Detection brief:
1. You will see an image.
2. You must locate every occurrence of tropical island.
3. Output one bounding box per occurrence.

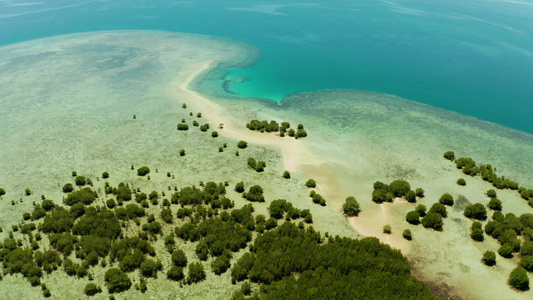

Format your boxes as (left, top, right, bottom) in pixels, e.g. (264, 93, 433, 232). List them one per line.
(0, 31, 533, 300)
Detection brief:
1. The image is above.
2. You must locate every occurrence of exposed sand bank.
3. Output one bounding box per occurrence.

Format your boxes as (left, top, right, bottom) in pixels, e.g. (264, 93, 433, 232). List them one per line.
(167, 60, 321, 173)
(168, 61, 410, 255)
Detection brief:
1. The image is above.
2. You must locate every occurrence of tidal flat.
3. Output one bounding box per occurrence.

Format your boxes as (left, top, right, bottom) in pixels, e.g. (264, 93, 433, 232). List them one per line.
(1, 31, 532, 299)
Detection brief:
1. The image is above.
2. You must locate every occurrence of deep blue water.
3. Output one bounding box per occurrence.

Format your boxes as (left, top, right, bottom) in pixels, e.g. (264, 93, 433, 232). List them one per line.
(1, 0, 532, 133)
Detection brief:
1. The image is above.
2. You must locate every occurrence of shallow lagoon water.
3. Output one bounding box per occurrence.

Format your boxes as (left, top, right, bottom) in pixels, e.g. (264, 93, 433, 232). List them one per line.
(0, 32, 363, 299)
(0, 30, 533, 299)
(1, 0, 533, 133)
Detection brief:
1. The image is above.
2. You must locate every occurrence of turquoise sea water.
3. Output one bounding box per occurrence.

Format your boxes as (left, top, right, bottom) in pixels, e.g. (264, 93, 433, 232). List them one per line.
(1, 0, 532, 133)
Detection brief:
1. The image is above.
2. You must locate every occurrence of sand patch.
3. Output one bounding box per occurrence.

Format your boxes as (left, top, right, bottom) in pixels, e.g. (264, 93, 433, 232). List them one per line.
(167, 60, 322, 173)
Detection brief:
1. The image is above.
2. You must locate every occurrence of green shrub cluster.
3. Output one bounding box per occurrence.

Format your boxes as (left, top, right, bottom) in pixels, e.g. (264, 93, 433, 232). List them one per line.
(482, 250, 496, 266)
(443, 151, 455, 161)
(421, 213, 443, 231)
(309, 191, 326, 206)
(84, 283, 102, 296)
(342, 196, 360, 216)
(0, 168, 442, 298)
(229, 222, 438, 299)
(187, 262, 206, 283)
(237, 141, 247, 149)
(403, 229, 412, 240)
(445, 153, 533, 199)
(509, 267, 529, 291)
(485, 212, 533, 259)
(463, 203, 487, 220)
(438, 193, 454, 206)
(137, 166, 150, 176)
(406, 211, 420, 225)
(305, 179, 316, 188)
(488, 198, 502, 211)
(62, 183, 74, 193)
(470, 221, 484, 242)
(246, 120, 307, 138)
(414, 203, 446, 231)
(372, 180, 422, 203)
(269, 199, 312, 223)
(64, 188, 98, 206)
(105, 268, 132, 293)
(246, 120, 283, 132)
(243, 185, 265, 203)
(170, 182, 227, 206)
(247, 158, 266, 172)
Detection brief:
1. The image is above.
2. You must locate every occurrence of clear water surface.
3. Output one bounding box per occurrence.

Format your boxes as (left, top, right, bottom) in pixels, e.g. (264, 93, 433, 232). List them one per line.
(1, 0, 532, 133)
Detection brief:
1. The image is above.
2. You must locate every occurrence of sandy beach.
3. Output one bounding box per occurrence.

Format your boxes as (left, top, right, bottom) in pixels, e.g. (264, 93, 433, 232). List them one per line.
(167, 60, 318, 173)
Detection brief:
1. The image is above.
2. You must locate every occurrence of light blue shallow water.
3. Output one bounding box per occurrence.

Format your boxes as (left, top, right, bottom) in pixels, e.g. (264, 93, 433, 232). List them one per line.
(1, 0, 532, 133)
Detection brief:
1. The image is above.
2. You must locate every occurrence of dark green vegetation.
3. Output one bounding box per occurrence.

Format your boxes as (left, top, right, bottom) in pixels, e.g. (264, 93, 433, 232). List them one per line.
(438, 193, 454, 206)
(309, 191, 327, 206)
(237, 141, 247, 149)
(229, 222, 438, 299)
(199, 124, 209, 132)
(470, 221, 484, 242)
(406, 211, 420, 225)
(405, 202, 447, 231)
(0, 168, 440, 299)
(84, 283, 102, 296)
(483, 210, 533, 287)
(509, 267, 529, 291)
(242, 185, 265, 202)
(342, 196, 360, 217)
(463, 203, 487, 220)
(444, 151, 533, 202)
(268, 199, 313, 224)
(371, 180, 423, 203)
(246, 120, 307, 138)
(305, 179, 316, 188)
(137, 166, 150, 177)
(0, 188, 5, 196)
(402, 229, 412, 240)
(421, 213, 443, 231)
(482, 250, 496, 266)
(247, 158, 266, 172)
(443, 151, 455, 161)
(177, 123, 189, 131)
(488, 198, 502, 211)
(62, 183, 74, 193)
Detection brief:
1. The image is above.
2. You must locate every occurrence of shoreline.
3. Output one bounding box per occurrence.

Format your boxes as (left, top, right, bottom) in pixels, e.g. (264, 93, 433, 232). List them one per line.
(166, 60, 409, 253)
(168, 60, 313, 173)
